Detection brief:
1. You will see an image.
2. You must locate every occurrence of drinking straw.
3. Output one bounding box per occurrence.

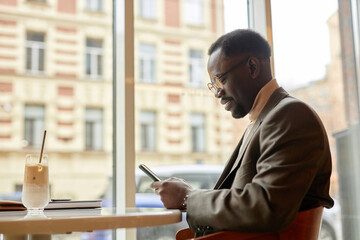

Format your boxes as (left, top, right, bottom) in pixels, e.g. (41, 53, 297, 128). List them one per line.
(39, 130, 47, 163)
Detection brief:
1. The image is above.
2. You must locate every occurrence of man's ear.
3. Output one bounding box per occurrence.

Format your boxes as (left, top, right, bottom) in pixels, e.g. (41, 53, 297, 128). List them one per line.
(248, 58, 260, 78)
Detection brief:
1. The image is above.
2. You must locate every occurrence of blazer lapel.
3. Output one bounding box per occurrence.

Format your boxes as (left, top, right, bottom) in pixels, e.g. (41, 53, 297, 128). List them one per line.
(229, 120, 262, 173)
(215, 87, 289, 189)
(214, 135, 244, 189)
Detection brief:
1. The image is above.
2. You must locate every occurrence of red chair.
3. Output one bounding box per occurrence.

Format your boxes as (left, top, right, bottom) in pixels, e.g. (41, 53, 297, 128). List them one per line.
(176, 207, 323, 240)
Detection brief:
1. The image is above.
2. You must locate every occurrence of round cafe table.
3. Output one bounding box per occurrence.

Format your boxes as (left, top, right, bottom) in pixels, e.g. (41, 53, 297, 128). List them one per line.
(0, 207, 182, 236)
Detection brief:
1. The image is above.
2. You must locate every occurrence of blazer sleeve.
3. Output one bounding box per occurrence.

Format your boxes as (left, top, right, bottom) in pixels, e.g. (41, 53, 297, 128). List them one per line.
(186, 99, 333, 233)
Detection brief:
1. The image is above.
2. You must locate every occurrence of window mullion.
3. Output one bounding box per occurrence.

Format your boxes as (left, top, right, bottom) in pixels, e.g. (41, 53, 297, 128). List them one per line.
(114, 0, 135, 239)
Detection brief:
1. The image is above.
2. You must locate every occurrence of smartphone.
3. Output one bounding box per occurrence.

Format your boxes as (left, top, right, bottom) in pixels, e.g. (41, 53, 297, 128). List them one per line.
(138, 164, 161, 182)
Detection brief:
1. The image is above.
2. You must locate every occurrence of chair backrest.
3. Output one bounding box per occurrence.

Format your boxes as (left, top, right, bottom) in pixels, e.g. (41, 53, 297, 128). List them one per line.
(176, 206, 324, 240)
(278, 206, 323, 240)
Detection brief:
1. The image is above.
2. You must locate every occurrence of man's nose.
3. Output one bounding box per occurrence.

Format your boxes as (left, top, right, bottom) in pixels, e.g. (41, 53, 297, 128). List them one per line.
(215, 88, 224, 98)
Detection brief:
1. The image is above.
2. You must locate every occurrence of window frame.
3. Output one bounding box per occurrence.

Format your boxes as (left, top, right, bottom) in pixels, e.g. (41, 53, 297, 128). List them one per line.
(113, 0, 135, 238)
(139, 0, 156, 19)
(140, 110, 157, 151)
(86, 38, 104, 79)
(85, 108, 104, 151)
(26, 32, 45, 75)
(86, 0, 103, 12)
(190, 113, 206, 152)
(188, 49, 204, 88)
(138, 43, 156, 84)
(24, 104, 45, 148)
(184, 0, 203, 26)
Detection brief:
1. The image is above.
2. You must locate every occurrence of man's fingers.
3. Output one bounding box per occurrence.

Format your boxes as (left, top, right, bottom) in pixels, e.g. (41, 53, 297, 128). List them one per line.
(150, 181, 162, 189)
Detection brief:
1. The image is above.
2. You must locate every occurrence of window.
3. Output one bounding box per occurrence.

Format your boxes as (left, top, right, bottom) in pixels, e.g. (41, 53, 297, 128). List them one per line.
(86, 38, 103, 79)
(190, 113, 205, 152)
(189, 50, 204, 88)
(28, 0, 46, 3)
(139, 43, 156, 83)
(184, 0, 203, 26)
(139, 0, 155, 19)
(0, 0, 114, 235)
(86, 0, 102, 11)
(24, 105, 45, 148)
(85, 108, 103, 150)
(140, 111, 156, 151)
(26, 32, 45, 74)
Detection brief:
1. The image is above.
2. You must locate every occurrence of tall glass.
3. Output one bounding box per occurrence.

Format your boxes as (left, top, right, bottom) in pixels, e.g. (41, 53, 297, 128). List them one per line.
(22, 154, 49, 213)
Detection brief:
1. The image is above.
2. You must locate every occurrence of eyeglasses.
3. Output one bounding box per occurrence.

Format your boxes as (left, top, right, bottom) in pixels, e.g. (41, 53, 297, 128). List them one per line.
(207, 57, 250, 94)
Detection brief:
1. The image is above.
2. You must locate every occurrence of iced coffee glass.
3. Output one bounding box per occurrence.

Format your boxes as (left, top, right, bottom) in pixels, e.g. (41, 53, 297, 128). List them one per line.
(22, 154, 49, 213)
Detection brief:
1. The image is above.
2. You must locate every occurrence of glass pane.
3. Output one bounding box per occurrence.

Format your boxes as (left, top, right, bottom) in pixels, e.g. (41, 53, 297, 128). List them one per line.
(27, 32, 44, 42)
(271, 0, 352, 239)
(86, 53, 91, 74)
(189, 50, 204, 87)
(224, 0, 248, 31)
(184, 0, 203, 26)
(86, 38, 102, 48)
(134, 1, 249, 239)
(26, 47, 32, 70)
(0, 0, 114, 238)
(97, 54, 103, 75)
(138, 43, 156, 83)
(140, 111, 156, 151)
(139, 0, 155, 19)
(26, 32, 45, 73)
(39, 48, 44, 71)
(86, 39, 103, 78)
(85, 108, 103, 150)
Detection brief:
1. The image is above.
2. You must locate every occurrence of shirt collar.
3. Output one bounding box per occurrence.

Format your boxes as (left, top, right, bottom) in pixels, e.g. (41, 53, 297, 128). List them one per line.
(248, 79, 279, 122)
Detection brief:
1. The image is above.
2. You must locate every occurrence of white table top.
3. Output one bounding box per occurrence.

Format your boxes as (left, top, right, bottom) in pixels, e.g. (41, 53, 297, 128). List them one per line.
(0, 207, 182, 235)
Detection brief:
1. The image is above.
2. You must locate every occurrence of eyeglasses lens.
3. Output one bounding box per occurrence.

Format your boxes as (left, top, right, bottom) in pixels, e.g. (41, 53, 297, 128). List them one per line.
(214, 77, 223, 89)
(208, 77, 223, 94)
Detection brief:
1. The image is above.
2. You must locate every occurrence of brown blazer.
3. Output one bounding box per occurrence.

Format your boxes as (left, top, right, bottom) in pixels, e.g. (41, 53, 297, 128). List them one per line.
(186, 88, 334, 236)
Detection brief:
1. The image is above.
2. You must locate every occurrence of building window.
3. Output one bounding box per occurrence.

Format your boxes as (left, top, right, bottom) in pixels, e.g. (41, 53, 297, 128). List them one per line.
(28, 0, 46, 3)
(190, 113, 205, 152)
(140, 111, 156, 151)
(139, 43, 156, 84)
(85, 108, 103, 150)
(86, 38, 103, 79)
(24, 105, 45, 148)
(139, 0, 155, 19)
(184, 0, 203, 26)
(26, 32, 45, 74)
(189, 50, 204, 88)
(86, 0, 102, 11)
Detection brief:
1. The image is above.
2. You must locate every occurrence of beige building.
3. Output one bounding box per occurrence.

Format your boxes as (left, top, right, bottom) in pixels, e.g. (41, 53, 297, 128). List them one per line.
(290, 11, 346, 197)
(0, 0, 248, 200)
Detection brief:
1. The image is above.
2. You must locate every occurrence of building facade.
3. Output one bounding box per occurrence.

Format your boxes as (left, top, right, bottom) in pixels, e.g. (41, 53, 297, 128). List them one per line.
(0, 0, 248, 200)
(290, 11, 345, 197)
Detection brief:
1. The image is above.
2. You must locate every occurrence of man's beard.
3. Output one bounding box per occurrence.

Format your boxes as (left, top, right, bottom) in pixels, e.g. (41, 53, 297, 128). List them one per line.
(231, 102, 247, 119)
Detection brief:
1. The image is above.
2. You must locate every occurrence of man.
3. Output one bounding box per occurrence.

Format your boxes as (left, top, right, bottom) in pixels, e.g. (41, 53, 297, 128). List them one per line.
(151, 29, 334, 236)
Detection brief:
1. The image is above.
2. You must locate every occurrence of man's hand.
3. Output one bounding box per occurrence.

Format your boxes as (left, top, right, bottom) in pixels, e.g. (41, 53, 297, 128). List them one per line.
(150, 177, 193, 209)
